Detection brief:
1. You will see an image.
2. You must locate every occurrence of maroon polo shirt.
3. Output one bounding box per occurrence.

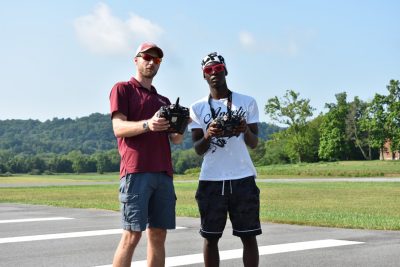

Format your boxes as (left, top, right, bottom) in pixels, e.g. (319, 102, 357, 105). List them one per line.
(109, 77, 173, 178)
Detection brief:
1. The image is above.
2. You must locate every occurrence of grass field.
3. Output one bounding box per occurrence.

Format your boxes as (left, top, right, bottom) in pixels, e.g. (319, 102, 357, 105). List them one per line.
(1, 179, 399, 230)
(0, 173, 199, 184)
(256, 160, 400, 177)
(1, 160, 399, 185)
(1, 160, 399, 230)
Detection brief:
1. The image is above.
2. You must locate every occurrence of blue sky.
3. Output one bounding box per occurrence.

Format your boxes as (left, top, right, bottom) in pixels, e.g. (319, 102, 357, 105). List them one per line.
(1, 0, 399, 123)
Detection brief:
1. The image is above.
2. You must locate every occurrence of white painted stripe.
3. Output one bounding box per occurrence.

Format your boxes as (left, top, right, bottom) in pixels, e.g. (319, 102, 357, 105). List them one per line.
(0, 217, 74, 224)
(258, 239, 363, 254)
(0, 229, 122, 244)
(94, 239, 364, 267)
(0, 227, 186, 244)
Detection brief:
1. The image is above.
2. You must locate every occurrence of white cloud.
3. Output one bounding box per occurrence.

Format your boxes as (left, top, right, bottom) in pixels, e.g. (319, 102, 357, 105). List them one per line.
(286, 40, 299, 56)
(238, 29, 316, 57)
(239, 31, 256, 48)
(126, 15, 164, 40)
(74, 3, 164, 55)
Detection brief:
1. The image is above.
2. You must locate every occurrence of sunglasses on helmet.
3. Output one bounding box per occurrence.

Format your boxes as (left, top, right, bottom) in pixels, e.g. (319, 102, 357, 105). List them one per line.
(203, 64, 225, 75)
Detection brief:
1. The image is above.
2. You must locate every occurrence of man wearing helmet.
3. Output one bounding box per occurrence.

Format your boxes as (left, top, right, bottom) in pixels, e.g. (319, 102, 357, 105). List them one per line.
(189, 52, 261, 267)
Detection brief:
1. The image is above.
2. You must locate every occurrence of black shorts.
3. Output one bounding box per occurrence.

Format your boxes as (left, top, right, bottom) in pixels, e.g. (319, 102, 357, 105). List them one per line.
(195, 176, 262, 239)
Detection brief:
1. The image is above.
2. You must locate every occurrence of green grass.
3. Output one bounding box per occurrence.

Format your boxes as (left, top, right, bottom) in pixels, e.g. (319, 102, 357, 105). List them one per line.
(1, 181, 399, 230)
(1, 160, 399, 186)
(256, 160, 400, 178)
(0, 173, 118, 184)
(0, 185, 119, 211)
(258, 182, 400, 230)
(0, 173, 199, 185)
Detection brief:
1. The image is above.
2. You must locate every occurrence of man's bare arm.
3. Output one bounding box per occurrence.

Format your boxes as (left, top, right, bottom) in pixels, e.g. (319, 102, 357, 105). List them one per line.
(111, 112, 170, 138)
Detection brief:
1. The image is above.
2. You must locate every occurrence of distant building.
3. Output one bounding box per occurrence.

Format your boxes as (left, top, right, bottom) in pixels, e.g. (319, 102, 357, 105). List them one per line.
(380, 140, 400, 160)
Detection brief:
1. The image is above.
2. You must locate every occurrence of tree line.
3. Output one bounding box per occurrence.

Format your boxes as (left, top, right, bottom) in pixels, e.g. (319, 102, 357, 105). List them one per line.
(264, 79, 400, 163)
(0, 113, 281, 175)
(1, 79, 397, 175)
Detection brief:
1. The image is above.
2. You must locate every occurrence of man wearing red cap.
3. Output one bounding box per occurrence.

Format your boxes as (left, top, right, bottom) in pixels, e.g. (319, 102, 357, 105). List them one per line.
(109, 42, 183, 267)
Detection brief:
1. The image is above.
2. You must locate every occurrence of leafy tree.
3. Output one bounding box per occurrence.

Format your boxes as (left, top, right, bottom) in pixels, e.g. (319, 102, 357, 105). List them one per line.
(94, 153, 108, 174)
(301, 115, 323, 162)
(249, 139, 267, 166)
(259, 134, 290, 165)
(265, 90, 315, 162)
(318, 92, 350, 161)
(27, 156, 47, 174)
(67, 150, 96, 173)
(104, 149, 120, 172)
(93, 152, 117, 174)
(0, 162, 7, 173)
(345, 97, 372, 160)
(385, 80, 400, 155)
(0, 150, 13, 173)
(359, 94, 388, 159)
(48, 156, 73, 173)
(359, 80, 400, 160)
(7, 155, 29, 173)
(258, 122, 284, 140)
(172, 149, 202, 174)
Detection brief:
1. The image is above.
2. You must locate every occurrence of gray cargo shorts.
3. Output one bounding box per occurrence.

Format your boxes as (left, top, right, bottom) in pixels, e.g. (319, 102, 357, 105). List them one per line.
(119, 172, 176, 231)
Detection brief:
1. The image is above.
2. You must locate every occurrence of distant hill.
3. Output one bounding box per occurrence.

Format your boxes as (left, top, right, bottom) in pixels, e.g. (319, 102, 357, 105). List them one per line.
(0, 113, 115, 155)
(0, 113, 283, 156)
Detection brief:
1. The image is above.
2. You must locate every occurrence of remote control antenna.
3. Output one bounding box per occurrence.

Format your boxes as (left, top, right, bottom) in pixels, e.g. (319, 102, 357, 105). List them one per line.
(175, 97, 180, 106)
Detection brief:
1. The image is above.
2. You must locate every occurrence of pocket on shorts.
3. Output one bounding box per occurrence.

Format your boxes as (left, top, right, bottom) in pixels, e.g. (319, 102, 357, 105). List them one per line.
(119, 192, 139, 203)
(119, 175, 137, 202)
(122, 194, 140, 223)
(119, 176, 140, 222)
(249, 178, 260, 195)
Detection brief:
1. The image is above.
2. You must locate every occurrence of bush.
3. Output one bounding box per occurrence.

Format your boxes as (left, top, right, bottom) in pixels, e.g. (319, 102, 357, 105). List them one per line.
(29, 169, 42, 175)
(184, 167, 201, 175)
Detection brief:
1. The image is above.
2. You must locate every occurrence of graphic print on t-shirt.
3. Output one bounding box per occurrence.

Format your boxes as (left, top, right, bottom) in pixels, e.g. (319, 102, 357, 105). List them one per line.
(204, 106, 247, 153)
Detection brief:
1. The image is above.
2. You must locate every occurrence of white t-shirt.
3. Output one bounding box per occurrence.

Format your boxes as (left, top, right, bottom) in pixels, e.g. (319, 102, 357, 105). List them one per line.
(189, 91, 259, 181)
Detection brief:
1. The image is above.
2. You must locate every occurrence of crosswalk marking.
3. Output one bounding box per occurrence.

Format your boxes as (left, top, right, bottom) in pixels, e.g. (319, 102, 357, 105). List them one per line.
(0, 217, 74, 224)
(94, 239, 364, 267)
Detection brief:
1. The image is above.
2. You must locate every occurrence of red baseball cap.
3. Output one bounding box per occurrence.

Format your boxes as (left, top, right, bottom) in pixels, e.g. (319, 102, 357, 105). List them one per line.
(135, 42, 164, 58)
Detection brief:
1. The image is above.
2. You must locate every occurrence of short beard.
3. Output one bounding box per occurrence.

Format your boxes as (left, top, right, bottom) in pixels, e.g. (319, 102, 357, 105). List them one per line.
(144, 70, 157, 79)
(139, 67, 158, 79)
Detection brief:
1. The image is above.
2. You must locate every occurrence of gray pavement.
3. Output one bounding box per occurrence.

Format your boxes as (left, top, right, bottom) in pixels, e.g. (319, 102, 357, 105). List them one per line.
(0, 203, 399, 267)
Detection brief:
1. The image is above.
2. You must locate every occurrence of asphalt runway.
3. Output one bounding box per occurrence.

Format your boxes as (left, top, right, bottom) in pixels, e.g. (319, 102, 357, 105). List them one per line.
(0, 203, 399, 267)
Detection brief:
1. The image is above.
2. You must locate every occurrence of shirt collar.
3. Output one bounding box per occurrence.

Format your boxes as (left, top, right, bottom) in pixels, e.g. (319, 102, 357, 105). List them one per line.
(129, 77, 157, 94)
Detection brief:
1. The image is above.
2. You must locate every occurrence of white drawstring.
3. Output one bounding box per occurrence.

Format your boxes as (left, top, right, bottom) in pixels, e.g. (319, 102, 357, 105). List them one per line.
(221, 180, 233, 195)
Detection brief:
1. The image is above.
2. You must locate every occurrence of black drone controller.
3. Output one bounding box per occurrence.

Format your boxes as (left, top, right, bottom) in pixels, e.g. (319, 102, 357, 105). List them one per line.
(213, 114, 243, 137)
(158, 97, 190, 134)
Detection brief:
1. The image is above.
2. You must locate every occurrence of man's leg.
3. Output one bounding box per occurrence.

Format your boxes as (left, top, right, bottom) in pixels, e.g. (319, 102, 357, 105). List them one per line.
(112, 230, 142, 267)
(203, 237, 220, 267)
(147, 227, 167, 267)
(240, 236, 259, 267)
(230, 177, 261, 267)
